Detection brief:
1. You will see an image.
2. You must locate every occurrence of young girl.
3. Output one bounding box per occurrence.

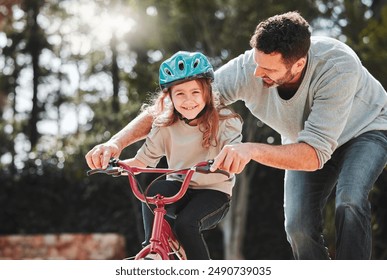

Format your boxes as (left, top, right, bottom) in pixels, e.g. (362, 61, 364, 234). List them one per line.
(122, 51, 242, 259)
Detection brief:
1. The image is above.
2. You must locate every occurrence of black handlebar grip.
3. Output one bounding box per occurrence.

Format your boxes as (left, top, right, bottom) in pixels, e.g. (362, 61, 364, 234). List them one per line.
(195, 166, 230, 178)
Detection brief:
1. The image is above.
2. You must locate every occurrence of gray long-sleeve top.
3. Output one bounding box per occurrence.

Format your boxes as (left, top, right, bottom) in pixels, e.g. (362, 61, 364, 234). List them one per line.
(214, 36, 387, 168)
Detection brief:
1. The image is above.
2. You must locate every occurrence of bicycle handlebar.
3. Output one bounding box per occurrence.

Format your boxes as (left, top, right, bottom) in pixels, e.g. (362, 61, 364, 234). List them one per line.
(86, 159, 230, 205)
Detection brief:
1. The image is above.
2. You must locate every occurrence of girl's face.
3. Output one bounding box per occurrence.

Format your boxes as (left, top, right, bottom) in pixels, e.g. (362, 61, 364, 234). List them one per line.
(170, 80, 206, 124)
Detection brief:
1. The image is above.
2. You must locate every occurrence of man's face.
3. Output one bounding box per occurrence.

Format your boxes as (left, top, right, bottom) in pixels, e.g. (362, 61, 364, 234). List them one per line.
(253, 50, 298, 88)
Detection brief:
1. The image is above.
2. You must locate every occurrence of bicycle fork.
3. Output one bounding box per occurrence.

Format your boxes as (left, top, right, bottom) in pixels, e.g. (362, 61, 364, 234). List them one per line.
(135, 196, 186, 260)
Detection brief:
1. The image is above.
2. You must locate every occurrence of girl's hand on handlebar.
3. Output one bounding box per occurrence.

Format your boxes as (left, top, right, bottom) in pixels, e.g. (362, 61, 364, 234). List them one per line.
(85, 142, 122, 169)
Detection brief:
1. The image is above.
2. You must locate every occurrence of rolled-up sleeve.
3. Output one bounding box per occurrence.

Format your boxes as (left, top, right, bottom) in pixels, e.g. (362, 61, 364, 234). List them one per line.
(298, 70, 358, 168)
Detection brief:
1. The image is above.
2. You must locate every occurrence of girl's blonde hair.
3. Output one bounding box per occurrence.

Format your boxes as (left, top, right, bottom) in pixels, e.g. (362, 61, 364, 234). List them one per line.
(142, 78, 241, 148)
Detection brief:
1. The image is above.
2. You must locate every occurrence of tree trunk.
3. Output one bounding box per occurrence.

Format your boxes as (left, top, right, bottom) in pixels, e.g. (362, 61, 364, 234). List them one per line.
(221, 112, 260, 259)
(26, 1, 43, 148)
(111, 36, 120, 112)
(221, 169, 254, 259)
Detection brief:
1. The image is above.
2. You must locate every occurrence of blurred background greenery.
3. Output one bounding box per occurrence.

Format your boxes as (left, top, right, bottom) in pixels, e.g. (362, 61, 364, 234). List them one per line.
(0, 0, 386, 259)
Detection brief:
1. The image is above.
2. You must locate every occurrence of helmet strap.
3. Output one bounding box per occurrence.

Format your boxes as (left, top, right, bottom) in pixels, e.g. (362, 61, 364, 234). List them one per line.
(176, 106, 207, 124)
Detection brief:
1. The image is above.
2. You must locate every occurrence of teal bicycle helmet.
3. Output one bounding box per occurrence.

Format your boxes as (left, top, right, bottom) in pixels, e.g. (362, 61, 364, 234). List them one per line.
(159, 51, 214, 91)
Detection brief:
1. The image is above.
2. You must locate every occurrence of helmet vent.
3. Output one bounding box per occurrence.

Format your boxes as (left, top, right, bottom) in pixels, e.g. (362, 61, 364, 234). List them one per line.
(164, 68, 172, 76)
(193, 58, 200, 68)
(178, 60, 185, 70)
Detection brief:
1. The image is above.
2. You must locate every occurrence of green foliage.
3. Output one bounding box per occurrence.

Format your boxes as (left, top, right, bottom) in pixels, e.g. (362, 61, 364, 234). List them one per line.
(0, 154, 144, 256)
(357, 6, 387, 87)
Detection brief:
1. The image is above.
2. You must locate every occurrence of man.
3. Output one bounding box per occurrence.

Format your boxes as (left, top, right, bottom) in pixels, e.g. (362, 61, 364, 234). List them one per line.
(86, 11, 387, 259)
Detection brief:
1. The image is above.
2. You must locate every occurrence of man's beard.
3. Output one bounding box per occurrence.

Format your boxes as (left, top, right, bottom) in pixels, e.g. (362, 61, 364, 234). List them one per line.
(262, 69, 295, 88)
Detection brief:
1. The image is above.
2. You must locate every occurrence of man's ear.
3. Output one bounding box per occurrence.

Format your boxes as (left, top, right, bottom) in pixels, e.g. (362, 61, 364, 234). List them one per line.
(293, 57, 307, 74)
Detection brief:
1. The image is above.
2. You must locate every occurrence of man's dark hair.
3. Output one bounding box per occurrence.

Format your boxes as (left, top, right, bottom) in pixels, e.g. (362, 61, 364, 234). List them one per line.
(250, 11, 311, 65)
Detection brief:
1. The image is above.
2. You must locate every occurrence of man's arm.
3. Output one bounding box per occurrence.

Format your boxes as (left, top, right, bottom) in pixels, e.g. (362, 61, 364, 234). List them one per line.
(109, 111, 153, 151)
(85, 111, 153, 169)
(210, 142, 319, 173)
(120, 157, 147, 168)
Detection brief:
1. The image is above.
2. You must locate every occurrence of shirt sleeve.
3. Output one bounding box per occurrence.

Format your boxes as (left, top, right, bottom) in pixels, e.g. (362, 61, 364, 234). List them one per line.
(134, 126, 165, 167)
(298, 63, 360, 168)
(214, 49, 259, 106)
(218, 110, 243, 147)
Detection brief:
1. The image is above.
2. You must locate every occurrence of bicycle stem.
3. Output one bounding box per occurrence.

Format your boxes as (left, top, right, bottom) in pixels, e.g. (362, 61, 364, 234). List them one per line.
(125, 164, 197, 205)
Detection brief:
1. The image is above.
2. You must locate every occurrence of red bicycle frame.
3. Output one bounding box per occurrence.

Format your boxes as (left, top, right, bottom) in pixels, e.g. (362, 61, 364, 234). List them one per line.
(88, 159, 220, 260)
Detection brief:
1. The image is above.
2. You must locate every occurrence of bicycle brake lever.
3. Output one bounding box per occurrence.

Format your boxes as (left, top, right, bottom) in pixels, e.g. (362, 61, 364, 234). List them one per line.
(86, 166, 122, 176)
(195, 160, 231, 178)
(86, 158, 123, 176)
(212, 168, 231, 177)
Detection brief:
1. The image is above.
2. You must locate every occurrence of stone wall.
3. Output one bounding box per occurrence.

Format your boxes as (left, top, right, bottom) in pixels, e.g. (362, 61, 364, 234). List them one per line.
(0, 233, 126, 260)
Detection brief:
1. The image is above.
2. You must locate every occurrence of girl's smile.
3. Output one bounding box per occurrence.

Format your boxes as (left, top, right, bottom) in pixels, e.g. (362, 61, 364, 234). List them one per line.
(170, 80, 206, 124)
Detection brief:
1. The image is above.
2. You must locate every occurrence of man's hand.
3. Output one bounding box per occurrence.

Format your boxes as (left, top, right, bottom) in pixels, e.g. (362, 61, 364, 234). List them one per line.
(210, 143, 252, 174)
(85, 141, 122, 169)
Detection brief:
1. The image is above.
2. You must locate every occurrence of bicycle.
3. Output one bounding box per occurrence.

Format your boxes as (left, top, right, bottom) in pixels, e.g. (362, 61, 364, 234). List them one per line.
(87, 158, 229, 260)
